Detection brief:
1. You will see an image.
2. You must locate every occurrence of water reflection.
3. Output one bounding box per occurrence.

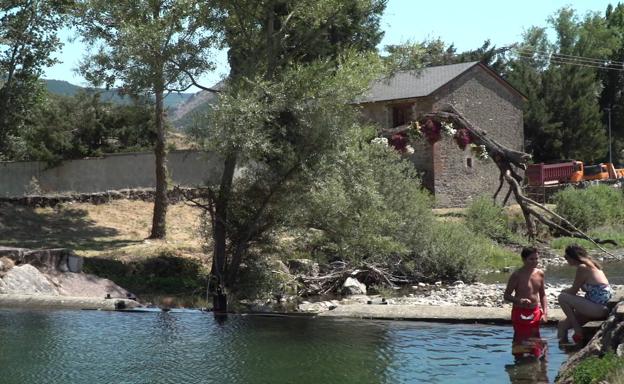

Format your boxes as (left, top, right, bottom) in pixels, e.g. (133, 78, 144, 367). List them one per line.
(505, 355, 549, 383)
(0, 309, 570, 384)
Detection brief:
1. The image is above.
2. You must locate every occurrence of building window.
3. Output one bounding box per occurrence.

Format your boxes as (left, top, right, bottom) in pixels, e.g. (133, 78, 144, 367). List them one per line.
(466, 157, 473, 168)
(392, 103, 413, 127)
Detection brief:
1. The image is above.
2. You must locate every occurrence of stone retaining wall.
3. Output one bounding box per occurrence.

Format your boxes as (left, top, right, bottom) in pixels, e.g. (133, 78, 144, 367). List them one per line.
(0, 150, 222, 197)
(0, 246, 82, 273)
(0, 187, 208, 208)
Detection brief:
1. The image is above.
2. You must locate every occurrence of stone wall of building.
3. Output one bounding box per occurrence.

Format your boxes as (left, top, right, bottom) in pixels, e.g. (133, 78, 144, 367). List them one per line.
(431, 66, 524, 207)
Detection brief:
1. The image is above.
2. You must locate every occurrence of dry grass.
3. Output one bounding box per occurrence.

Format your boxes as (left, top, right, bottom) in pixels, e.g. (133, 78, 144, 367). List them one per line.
(0, 200, 209, 263)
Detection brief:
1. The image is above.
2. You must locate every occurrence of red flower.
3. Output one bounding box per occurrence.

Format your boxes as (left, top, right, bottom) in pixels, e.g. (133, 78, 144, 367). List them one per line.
(390, 133, 408, 152)
(454, 128, 471, 150)
(421, 119, 441, 144)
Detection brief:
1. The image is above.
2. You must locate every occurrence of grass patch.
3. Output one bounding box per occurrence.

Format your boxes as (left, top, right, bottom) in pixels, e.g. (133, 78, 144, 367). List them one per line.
(570, 353, 624, 384)
(0, 200, 207, 261)
(550, 225, 624, 251)
(480, 243, 522, 270)
(0, 199, 211, 298)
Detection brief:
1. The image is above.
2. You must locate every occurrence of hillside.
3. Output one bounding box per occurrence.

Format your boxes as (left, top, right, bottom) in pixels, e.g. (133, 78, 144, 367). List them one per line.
(169, 80, 224, 129)
(43, 79, 195, 111)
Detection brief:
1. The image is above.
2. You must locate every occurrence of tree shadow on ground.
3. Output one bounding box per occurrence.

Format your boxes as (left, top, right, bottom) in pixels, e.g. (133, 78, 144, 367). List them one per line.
(0, 204, 141, 251)
(83, 254, 207, 296)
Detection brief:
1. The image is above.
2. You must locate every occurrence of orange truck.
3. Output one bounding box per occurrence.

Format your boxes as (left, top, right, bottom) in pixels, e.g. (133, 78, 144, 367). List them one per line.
(526, 161, 624, 186)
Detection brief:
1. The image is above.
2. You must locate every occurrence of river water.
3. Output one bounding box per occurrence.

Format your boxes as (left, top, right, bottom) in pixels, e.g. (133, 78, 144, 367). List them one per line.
(482, 260, 624, 285)
(0, 308, 570, 384)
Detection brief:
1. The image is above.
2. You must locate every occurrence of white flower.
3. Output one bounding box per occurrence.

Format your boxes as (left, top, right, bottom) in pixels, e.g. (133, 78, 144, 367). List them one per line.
(405, 145, 415, 155)
(442, 122, 456, 137)
(371, 137, 388, 146)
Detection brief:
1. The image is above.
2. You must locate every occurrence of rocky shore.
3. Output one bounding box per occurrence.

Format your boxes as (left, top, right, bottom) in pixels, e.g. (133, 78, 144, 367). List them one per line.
(297, 281, 618, 314)
(0, 246, 139, 310)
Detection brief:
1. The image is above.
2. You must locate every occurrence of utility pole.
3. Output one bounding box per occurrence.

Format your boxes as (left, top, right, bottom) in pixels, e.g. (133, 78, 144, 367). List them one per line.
(606, 107, 613, 163)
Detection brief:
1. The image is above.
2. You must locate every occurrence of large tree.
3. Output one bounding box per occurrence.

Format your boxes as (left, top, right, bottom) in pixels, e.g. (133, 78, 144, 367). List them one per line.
(599, 3, 624, 165)
(0, 0, 68, 159)
(193, 0, 386, 297)
(508, 7, 617, 162)
(383, 38, 509, 73)
(74, 0, 219, 238)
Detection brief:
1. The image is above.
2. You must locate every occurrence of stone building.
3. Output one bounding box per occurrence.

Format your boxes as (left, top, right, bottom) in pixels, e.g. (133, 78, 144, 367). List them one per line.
(357, 61, 525, 207)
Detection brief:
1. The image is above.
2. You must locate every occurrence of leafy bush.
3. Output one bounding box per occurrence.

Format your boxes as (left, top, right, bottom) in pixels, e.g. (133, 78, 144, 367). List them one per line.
(83, 252, 208, 295)
(295, 136, 434, 264)
(554, 185, 624, 231)
(571, 353, 624, 384)
(412, 221, 490, 282)
(466, 197, 513, 242)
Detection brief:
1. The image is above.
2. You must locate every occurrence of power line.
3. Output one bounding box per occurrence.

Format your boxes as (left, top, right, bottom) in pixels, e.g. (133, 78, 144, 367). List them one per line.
(514, 47, 624, 67)
(514, 48, 624, 71)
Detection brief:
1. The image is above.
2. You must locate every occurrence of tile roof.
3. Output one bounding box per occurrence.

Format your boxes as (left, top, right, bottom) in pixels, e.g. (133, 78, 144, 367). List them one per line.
(357, 61, 480, 103)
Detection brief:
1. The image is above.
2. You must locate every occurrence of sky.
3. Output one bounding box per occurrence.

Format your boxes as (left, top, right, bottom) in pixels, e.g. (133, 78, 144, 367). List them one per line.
(43, 0, 616, 91)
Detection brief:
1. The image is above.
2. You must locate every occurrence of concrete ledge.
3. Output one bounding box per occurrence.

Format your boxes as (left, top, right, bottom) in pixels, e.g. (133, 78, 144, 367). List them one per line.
(319, 304, 565, 324)
(0, 294, 141, 311)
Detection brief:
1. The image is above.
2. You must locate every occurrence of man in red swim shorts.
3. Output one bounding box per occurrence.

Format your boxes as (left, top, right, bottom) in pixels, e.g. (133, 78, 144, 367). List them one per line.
(504, 247, 549, 358)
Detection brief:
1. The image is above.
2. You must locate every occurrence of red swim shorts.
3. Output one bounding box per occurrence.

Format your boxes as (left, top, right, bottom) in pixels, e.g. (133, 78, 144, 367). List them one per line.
(511, 305, 542, 340)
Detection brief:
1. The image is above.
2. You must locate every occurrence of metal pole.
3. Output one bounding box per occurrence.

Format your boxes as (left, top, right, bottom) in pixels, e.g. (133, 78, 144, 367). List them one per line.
(606, 107, 613, 164)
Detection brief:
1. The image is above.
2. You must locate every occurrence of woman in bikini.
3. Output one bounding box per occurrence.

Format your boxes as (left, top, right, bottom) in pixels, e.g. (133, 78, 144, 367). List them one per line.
(557, 244, 613, 344)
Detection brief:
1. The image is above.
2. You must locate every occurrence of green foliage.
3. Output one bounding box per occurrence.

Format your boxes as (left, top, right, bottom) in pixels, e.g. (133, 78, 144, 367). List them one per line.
(383, 38, 507, 73)
(507, 8, 616, 162)
(83, 253, 209, 295)
(571, 353, 624, 384)
(601, 3, 624, 166)
(466, 197, 514, 242)
(194, 51, 386, 287)
(553, 185, 624, 231)
(295, 136, 434, 264)
(234, 256, 295, 300)
(413, 222, 490, 283)
(550, 225, 624, 250)
(215, 0, 386, 80)
(13, 91, 155, 164)
(75, 0, 221, 238)
(0, 0, 69, 159)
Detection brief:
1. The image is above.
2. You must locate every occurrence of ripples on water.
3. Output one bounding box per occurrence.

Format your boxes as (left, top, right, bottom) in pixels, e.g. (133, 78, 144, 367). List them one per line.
(0, 309, 569, 384)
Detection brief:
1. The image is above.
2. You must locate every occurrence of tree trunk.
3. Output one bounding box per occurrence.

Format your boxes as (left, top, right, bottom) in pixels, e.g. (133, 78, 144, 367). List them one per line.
(213, 152, 237, 290)
(149, 87, 168, 239)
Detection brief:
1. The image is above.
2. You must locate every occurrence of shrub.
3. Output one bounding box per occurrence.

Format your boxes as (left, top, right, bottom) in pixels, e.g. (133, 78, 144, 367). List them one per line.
(411, 222, 489, 283)
(571, 353, 624, 384)
(466, 197, 513, 242)
(296, 138, 434, 264)
(554, 185, 624, 231)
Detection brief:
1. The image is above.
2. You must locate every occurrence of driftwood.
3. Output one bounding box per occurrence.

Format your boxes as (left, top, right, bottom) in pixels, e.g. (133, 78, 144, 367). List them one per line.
(298, 262, 408, 296)
(384, 104, 617, 254)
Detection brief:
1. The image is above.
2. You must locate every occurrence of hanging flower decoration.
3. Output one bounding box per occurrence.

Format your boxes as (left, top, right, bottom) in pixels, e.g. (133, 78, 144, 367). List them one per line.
(441, 122, 456, 137)
(379, 116, 490, 161)
(420, 119, 441, 144)
(453, 128, 470, 150)
(389, 132, 408, 152)
(408, 121, 424, 141)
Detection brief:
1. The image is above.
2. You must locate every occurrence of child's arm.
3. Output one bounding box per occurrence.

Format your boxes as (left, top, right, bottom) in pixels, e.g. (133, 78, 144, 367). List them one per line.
(504, 272, 519, 305)
(539, 271, 548, 322)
